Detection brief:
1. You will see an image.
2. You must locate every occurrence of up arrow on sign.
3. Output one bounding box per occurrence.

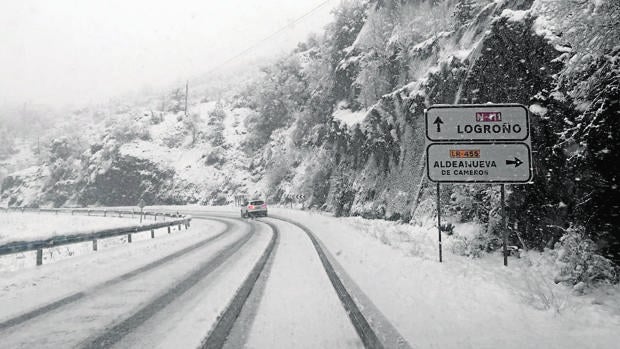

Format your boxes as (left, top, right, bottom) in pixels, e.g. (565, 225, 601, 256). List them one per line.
(426, 104, 529, 142)
(433, 116, 444, 132)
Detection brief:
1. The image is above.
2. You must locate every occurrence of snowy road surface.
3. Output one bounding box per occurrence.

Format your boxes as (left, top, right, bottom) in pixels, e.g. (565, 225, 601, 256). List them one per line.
(0, 217, 267, 348)
(2, 205, 618, 348)
(237, 217, 361, 348)
(0, 209, 382, 348)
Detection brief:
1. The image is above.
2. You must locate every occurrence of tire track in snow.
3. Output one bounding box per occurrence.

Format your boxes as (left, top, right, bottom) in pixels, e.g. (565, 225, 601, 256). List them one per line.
(271, 214, 411, 349)
(79, 218, 256, 348)
(199, 218, 279, 349)
(0, 217, 232, 332)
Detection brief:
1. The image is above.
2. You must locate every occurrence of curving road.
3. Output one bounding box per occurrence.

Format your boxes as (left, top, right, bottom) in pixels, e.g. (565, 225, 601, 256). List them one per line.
(0, 208, 407, 349)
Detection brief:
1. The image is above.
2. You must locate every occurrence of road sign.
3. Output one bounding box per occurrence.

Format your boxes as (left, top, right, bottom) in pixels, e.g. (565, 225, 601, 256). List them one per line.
(426, 104, 529, 142)
(425, 104, 533, 266)
(426, 142, 532, 183)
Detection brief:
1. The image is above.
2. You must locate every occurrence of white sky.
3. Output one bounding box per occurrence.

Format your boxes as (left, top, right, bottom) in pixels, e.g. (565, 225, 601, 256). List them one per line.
(0, 0, 339, 107)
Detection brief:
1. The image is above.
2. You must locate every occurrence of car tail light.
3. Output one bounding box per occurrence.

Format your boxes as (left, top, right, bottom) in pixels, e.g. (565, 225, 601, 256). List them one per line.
(248, 205, 254, 209)
(261, 204, 267, 208)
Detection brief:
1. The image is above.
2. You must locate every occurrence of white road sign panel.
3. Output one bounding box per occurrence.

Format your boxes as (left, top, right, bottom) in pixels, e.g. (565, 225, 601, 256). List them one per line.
(426, 142, 532, 183)
(426, 104, 529, 142)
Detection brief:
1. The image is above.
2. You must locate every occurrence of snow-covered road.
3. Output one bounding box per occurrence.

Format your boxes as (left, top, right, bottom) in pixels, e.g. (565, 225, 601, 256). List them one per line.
(0, 217, 268, 348)
(0, 210, 377, 348)
(3, 205, 617, 348)
(236, 217, 362, 349)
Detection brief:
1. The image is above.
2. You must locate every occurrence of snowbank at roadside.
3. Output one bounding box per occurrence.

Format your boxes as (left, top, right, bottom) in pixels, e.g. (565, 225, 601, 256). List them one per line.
(0, 212, 143, 245)
(267, 207, 620, 349)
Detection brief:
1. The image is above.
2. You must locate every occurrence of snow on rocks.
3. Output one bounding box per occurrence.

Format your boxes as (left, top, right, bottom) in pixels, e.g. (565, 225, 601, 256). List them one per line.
(332, 101, 368, 127)
(499, 9, 531, 23)
(529, 103, 548, 116)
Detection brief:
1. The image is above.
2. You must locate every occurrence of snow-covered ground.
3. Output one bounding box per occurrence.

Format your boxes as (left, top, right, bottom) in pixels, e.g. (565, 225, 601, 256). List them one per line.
(0, 218, 273, 348)
(165, 205, 620, 349)
(272, 208, 620, 349)
(2, 205, 618, 348)
(243, 217, 362, 348)
(0, 212, 143, 245)
(0, 219, 224, 323)
(119, 219, 271, 349)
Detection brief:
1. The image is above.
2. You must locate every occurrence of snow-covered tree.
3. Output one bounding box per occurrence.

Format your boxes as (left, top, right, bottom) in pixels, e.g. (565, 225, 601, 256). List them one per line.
(206, 101, 226, 147)
(167, 88, 185, 114)
(452, 0, 476, 28)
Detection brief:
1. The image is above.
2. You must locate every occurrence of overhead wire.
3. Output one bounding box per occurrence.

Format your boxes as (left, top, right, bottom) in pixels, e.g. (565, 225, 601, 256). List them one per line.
(201, 0, 334, 77)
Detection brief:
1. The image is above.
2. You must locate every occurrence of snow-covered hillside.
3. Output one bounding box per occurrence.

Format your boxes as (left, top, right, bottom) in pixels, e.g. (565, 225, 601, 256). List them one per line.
(1, 0, 618, 290)
(0, 99, 268, 207)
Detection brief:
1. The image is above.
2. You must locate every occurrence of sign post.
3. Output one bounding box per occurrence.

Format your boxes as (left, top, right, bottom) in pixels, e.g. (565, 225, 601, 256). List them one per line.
(501, 184, 507, 266)
(138, 199, 146, 224)
(425, 104, 533, 265)
(437, 183, 442, 263)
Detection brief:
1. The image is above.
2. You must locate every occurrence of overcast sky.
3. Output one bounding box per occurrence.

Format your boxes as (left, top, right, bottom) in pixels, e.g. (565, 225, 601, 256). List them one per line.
(0, 0, 339, 108)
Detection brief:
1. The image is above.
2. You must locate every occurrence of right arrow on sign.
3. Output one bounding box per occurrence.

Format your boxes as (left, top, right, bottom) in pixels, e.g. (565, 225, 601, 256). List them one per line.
(433, 116, 444, 132)
(506, 157, 523, 168)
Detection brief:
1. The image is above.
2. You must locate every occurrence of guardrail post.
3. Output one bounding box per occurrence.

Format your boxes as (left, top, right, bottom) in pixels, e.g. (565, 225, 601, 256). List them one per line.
(118, 211, 122, 218)
(104, 210, 107, 217)
(128, 233, 132, 243)
(71, 210, 74, 216)
(178, 223, 181, 231)
(154, 214, 157, 221)
(167, 226, 171, 234)
(36, 249, 43, 266)
(88, 210, 91, 216)
(93, 239, 98, 251)
(151, 229, 155, 239)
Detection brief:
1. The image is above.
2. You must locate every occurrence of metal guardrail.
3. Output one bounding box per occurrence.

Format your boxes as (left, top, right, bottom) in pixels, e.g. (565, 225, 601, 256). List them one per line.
(0, 207, 192, 266)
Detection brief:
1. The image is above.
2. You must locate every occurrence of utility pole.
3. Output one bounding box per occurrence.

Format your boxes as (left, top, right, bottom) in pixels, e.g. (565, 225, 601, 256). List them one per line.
(184, 80, 189, 117)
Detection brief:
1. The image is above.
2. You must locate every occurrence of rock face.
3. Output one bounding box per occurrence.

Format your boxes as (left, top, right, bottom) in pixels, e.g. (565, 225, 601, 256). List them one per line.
(0, 154, 180, 207)
(254, 0, 619, 261)
(1, 167, 48, 207)
(319, 1, 562, 222)
(76, 155, 179, 207)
